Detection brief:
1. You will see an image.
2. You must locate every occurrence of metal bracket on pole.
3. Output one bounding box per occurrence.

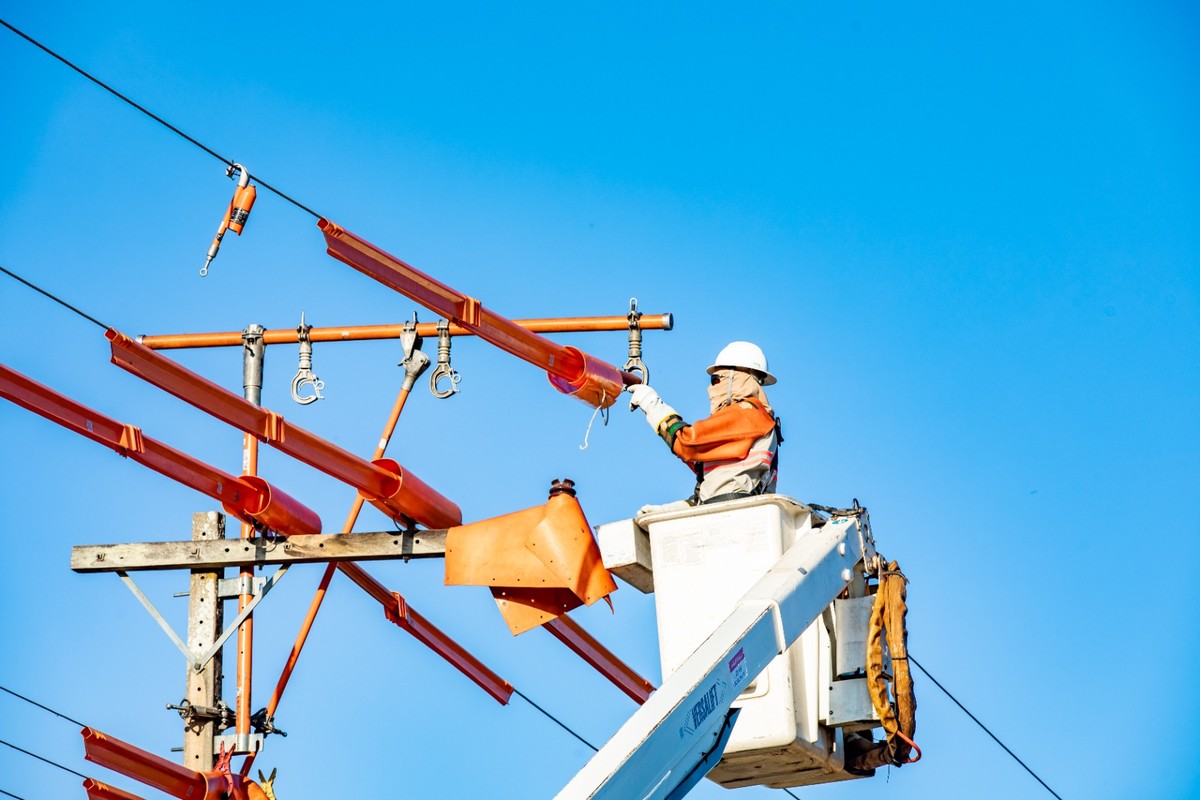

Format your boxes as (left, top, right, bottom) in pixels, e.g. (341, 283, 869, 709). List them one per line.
(117, 566, 290, 672)
(215, 730, 264, 758)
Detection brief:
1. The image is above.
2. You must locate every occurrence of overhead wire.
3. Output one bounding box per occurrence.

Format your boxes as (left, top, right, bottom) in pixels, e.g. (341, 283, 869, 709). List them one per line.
(0, 738, 89, 780)
(910, 654, 1063, 800)
(0, 17, 322, 221)
(512, 688, 599, 752)
(0, 684, 88, 728)
(0, 265, 109, 331)
(0, 684, 92, 794)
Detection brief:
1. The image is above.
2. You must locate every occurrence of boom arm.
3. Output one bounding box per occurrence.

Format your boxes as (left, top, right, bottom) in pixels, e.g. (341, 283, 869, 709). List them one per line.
(555, 516, 866, 800)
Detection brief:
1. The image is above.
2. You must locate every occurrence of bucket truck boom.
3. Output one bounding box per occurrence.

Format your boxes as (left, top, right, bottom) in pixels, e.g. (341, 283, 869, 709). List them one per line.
(558, 507, 874, 799)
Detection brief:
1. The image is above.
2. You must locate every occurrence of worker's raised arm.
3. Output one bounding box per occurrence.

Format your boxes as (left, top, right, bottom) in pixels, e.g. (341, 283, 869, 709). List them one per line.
(628, 383, 686, 449)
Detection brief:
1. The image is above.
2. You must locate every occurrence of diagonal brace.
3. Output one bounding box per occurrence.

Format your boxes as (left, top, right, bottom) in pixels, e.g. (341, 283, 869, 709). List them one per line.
(117, 566, 289, 672)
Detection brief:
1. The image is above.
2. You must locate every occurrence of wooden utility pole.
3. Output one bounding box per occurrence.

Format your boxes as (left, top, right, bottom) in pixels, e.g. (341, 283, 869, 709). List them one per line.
(182, 511, 225, 771)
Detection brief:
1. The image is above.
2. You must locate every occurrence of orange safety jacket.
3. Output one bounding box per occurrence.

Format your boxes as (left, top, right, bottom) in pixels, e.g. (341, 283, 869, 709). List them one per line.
(660, 398, 781, 502)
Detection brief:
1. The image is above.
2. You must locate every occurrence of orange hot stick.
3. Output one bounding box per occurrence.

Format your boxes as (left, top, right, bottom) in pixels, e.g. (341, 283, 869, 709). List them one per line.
(138, 313, 673, 350)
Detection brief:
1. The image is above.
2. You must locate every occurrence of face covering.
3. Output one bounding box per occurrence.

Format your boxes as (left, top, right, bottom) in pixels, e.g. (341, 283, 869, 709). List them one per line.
(707, 370, 770, 415)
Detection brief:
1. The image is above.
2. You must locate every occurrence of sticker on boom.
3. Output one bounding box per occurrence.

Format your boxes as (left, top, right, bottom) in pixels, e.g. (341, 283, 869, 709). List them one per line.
(678, 680, 728, 738)
(729, 647, 748, 686)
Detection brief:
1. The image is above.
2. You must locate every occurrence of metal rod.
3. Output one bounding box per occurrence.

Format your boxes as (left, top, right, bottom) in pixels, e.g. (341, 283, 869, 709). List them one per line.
(139, 314, 673, 350)
(245, 385, 414, 778)
(236, 324, 264, 754)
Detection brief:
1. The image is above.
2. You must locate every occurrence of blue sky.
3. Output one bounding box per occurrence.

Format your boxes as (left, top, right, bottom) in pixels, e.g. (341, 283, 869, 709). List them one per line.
(1, 3, 1197, 798)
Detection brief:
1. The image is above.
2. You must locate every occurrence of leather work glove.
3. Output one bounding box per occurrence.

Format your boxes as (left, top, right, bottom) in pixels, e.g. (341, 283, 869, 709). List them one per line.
(628, 384, 679, 433)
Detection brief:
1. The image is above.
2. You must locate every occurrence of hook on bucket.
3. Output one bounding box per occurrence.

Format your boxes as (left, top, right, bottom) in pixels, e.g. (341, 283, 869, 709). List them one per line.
(429, 318, 461, 399)
(290, 313, 325, 405)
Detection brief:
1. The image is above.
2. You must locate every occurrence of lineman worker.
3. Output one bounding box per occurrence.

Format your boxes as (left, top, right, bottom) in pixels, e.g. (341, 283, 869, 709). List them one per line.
(628, 341, 782, 506)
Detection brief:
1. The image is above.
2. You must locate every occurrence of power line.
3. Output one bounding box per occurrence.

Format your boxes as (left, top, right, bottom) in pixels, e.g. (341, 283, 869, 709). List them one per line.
(512, 688, 598, 753)
(0, 738, 89, 780)
(0, 265, 110, 331)
(0, 684, 89, 728)
(1, 789, 29, 800)
(910, 655, 1063, 800)
(0, 17, 323, 221)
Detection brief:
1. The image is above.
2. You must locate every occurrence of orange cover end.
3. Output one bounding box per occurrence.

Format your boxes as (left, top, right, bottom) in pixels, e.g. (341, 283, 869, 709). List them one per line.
(444, 493, 617, 634)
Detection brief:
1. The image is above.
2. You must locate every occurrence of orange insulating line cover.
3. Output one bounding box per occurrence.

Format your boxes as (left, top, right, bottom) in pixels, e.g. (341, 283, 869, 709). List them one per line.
(228, 473, 321, 536)
(106, 329, 461, 529)
(81, 728, 212, 800)
(0, 363, 320, 536)
(545, 616, 654, 704)
(138, 314, 673, 350)
(547, 346, 626, 409)
(83, 779, 147, 800)
(317, 219, 640, 408)
(370, 458, 461, 532)
(444, 492, 618, 635)
(335, 562, 513, 704)
(387, 590, 516, 705)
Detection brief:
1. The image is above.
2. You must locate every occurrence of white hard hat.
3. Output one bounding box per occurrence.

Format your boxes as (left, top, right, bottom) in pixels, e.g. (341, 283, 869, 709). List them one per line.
(706, 341, 776, 385)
